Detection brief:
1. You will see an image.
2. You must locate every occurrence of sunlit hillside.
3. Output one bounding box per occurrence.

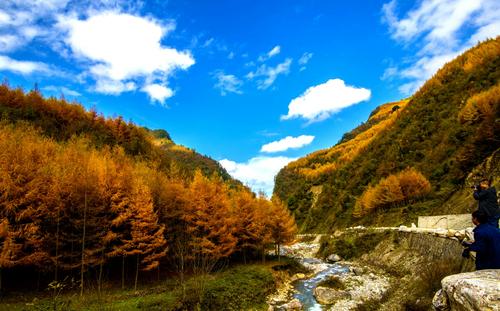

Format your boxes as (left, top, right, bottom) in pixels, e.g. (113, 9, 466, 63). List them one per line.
(274, 37, 500, 231)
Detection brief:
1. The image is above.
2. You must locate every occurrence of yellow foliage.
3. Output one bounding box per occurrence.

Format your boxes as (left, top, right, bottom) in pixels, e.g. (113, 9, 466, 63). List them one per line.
(354, 167, 431, 217)
(286, 100, 409, 179)
(459, 82, 500, 124)
(463, 37, 500, 72)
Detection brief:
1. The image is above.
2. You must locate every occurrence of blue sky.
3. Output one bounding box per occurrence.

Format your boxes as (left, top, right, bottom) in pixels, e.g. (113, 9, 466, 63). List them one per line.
(1, 0, 499, 195)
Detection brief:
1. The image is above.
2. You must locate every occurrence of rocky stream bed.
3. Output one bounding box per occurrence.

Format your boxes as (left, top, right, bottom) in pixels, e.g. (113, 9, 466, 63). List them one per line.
(267, 240, 391, 311)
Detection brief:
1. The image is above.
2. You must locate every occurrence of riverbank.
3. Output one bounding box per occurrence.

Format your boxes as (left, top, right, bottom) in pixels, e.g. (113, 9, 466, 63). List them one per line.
(268, 237, 393, 311)
(270, 229, 477, 310)
(317, 230, 475, 310)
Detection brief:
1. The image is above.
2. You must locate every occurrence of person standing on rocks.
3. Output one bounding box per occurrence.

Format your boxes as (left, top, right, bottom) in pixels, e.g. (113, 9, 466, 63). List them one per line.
(462, 211, 500, 270)
(473, 178, 499, 228)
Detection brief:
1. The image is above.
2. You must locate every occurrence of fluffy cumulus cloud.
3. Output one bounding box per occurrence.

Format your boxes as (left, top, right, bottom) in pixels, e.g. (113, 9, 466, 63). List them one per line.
(213, 70, 243, 95)
(247, 58, 292, 90)
(0, 1, 194, 104)
(260, 135, 315, 153)
(382, 0, 500, 94)
(142, 84, 174, 103)
(58, 11, 194, 102)
(282, 79, 371, 122)
(219, 156, 296, 196)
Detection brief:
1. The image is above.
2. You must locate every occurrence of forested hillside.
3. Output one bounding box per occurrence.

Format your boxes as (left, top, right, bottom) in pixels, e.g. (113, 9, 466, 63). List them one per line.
(274, 37, 500, 232)
(0, 84, 235, 185)
(0, 87, 297, 297)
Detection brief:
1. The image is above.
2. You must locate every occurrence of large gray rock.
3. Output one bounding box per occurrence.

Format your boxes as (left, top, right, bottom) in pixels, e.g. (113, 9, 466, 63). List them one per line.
(434, 270, 500, 311)
(313, 286, 350, 305)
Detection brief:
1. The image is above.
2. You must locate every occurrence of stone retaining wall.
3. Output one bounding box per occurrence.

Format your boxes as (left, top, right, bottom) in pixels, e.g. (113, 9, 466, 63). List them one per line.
(417, 214, 472, 229)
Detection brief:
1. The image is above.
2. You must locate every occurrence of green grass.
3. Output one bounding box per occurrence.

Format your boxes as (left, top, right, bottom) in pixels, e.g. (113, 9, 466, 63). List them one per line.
(318, 231, 392, 260)
(0, 263, 279, 311)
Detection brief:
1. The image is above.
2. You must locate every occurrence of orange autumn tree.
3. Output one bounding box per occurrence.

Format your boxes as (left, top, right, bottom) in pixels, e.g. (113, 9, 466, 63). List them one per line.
(108, 172, 166, 291)
(230, 189, 264, 263)
(0, 124, 53, 291)
(185, 171, 237, 274)
(269, 197, 297, 261)
(354, 167, 431, 217)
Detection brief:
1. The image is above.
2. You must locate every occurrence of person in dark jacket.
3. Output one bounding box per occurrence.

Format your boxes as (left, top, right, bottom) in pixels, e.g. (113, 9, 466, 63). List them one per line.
(462, 210, 500, 270)
(473, 179, 499, 228)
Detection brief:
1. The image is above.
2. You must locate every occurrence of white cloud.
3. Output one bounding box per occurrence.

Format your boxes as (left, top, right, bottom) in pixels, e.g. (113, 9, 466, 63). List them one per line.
(381, 66, 398, 80)
(298, 52, 313, 65)
(282, 79, 371, 122)
(382, 0, 500, 94)
(142, 84, 174, 104)
(247, 58, 292, 90)
(94, 79, 136, 95)
(0, 0, 69, 52)
(258, 45, 281, 62)
(42, 85, 81, 97)
(219, 156, 296, 196)
(298, 52, 313, 71)
(213, 71, 243, 96)
(59, 11, 194, 100)
(267, 45, 281, 57)
(261, 135, 315, 153)
(0, 1, 192, 103)
(0, 55, 50, 74)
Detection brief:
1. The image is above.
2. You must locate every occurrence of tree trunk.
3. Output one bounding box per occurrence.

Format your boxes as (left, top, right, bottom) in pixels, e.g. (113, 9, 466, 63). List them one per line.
(134, 254, 139, 292)
(0, 267, 2, 295)
(278, 243, 281, 262)
(80, 190, 87, 297)
(55, 205, 60, 282)
(98, 250, 104, 297)
(243, 249, 247, 264)
(121, 255, 125, 290)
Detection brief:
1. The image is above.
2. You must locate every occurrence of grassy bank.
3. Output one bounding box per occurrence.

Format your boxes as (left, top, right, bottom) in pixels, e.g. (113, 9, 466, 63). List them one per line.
(0, 260, 300, 311)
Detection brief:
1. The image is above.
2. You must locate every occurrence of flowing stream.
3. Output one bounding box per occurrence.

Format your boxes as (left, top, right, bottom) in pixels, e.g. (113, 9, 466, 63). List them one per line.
(293, 258, 349, 310)
(274, 241, 350, 310)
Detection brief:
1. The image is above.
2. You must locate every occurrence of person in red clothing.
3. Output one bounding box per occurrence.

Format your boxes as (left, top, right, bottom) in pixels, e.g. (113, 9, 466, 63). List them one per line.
(462, 210, 500, 270)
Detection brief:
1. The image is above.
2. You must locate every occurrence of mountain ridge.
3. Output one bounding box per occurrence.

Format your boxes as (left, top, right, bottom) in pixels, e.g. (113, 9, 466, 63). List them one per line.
(274, 37, 500, 232)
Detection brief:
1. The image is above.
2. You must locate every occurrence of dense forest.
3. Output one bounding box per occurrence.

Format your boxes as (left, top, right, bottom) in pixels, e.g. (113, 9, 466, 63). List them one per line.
(0, 86, 297, 300)
(274, 37, 500, 231)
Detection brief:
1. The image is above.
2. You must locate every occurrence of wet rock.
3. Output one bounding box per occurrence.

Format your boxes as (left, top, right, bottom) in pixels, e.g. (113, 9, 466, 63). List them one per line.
(314, 286, 350, 305)
(432, 289, 450, 311)
(279, 298, 302, 310)
(350, 267, 364, 276)
(290, 273, 306, 282)
(330, 273, 391, 310)
(435, 270, 500, 311)
(327, 254, 342, 263)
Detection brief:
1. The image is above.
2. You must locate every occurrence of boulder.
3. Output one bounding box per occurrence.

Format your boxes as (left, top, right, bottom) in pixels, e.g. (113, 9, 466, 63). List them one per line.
(434, 270, 500, 311)
(313, 286, 350, 305)
(279, 298, 302, 310)
(350, 266, 365, 276)
(326, 254, 342, 263)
